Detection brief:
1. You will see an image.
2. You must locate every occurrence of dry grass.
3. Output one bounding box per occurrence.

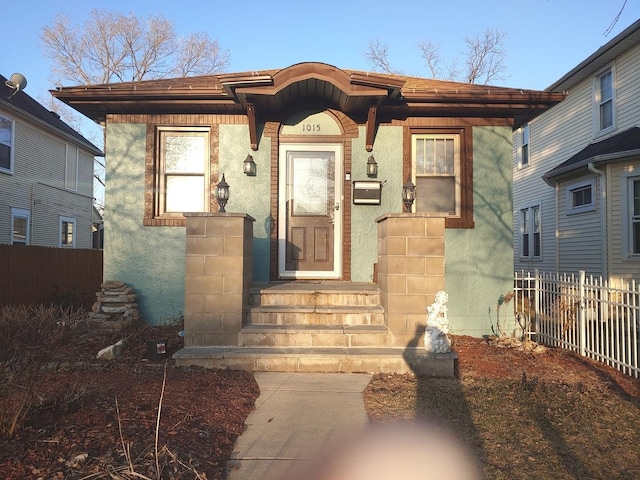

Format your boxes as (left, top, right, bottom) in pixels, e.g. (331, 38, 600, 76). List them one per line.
(364, 341, 640, 480)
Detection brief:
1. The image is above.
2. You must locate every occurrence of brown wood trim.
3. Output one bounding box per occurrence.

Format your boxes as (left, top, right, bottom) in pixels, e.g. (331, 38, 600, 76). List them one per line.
(365, 105, 377, 152)
(404, 126, 475, 229)
(266, 108, 356, 281)
(142, 116, 220, 226)
(392, 116, 513, 127)
(247, 103, 258, 151)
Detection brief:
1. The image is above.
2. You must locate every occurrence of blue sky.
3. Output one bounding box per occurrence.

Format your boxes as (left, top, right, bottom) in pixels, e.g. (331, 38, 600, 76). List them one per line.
(2, 0, 636, 207)
(2, 0, 638, 104)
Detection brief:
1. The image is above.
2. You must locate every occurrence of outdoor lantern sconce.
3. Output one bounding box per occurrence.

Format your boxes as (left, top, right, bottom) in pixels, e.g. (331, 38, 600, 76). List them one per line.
(366, 155, 378, 178)
(402, 179, 416, 213)
(243, 154, 257, 176)
(215, 173, 230, 212)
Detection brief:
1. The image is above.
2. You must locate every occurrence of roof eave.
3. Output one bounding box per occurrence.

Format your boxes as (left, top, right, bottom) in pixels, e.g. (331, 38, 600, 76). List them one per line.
(542, 148, 640, 185)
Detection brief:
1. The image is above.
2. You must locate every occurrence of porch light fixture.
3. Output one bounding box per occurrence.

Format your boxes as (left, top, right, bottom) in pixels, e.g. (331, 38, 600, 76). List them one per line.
(243, 154, 257, 176)
(215, 173, 230, 212)
(402, 179, 416, 213)
(366, 155, 378, 178)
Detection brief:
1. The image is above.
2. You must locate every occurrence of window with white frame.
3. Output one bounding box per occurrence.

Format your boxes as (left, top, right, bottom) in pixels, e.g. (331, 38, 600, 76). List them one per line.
(595, 67, 615, 134)
(65, 144, 78, 190)
(0, 114, 14, 173)
(520, 204, 541, 259)
(412, 133, 461, 216)
(60, 216, 76, 247)
(622, 175, 640, 257)
(155, 127, 210, 216)
(519, 124, 530, 167)
(566, 179, 595, 214)
(11, 208, 29, 245)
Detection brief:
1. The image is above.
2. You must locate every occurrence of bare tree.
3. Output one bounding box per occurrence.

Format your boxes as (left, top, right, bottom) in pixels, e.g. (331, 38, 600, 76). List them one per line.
(417, 39, 442, 79)
(462, 28, 508, 84)
(41, 9, 231, 86)
(368, 28, 509, 85)
(364, 39, 403, 75)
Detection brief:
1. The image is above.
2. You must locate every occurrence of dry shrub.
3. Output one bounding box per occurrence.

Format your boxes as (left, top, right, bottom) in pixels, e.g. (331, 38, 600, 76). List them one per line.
(0, 304, 87, 437)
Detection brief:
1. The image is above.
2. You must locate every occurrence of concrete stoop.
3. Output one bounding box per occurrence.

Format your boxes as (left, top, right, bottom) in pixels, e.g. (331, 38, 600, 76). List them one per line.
(172, 347, 457, 377)
(175, 281, 457, 377)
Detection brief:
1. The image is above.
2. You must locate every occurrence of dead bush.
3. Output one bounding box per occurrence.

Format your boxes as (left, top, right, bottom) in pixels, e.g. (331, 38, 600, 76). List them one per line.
(0, 304, 87, 437)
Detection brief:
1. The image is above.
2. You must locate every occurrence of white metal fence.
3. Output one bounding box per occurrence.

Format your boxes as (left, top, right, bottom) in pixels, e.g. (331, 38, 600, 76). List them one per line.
(513, 270, 639, 378)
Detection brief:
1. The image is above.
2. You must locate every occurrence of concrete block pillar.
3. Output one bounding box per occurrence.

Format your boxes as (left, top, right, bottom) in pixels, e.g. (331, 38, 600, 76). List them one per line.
(376, 214, 445, 347)
(183, 213, 254, 346)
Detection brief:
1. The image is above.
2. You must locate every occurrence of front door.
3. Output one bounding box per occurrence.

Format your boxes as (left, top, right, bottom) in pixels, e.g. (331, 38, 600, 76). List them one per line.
(278, 144, 342, 279)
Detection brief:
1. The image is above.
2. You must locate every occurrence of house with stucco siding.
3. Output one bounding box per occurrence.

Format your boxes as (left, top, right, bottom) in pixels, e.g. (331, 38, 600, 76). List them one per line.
(53, 62, 563, 372)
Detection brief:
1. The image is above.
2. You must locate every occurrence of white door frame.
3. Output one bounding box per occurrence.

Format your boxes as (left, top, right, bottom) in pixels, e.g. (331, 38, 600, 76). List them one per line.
(278, 143, 343, 279)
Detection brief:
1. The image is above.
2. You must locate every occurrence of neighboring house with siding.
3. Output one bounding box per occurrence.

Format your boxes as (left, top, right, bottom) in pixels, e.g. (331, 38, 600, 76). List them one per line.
(53, 62, 562, 371)
(514, 19, 640, 280)
(0, 73, 103, 248)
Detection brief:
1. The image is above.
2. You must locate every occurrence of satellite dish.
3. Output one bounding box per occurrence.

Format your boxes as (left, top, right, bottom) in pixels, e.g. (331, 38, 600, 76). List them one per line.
(5, 72, 27, 99)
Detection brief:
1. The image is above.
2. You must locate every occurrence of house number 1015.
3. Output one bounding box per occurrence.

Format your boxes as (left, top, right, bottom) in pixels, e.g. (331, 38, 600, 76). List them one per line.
(302, 124, 321, 132)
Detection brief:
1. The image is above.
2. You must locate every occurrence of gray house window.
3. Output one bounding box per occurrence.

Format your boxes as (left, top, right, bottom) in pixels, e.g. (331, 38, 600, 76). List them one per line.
(521, 124, 529, 167)
(621, 172, 640, 258)
(566, 179, 595, 214)
(596, 68, 615, 134)
(0, 114, 14, 173)
(520, 204, 541, 259)
(11, 208, 29, 245)
(631, 179, 640, 255)
(60, 216, 76, 248)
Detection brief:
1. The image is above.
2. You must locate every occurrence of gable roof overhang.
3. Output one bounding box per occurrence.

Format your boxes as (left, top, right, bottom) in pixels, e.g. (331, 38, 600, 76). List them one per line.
(542, 126, 640, 185)
(50, 62, 565, 144)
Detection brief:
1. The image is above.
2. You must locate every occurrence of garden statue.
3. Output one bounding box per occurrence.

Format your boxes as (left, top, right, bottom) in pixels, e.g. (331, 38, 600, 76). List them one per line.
(424, 291, 452, 353)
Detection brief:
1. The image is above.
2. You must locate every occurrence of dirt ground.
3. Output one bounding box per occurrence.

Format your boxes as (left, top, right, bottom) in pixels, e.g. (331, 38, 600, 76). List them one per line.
(1, 323, 639, 480)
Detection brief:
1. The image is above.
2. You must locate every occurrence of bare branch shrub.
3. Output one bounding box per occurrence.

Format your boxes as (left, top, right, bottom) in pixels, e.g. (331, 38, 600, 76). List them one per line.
(0, 304, 86, 437)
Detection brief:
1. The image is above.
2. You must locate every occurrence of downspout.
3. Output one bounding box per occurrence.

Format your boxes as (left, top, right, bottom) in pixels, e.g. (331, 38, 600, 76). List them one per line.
(588, 163, 608, 279)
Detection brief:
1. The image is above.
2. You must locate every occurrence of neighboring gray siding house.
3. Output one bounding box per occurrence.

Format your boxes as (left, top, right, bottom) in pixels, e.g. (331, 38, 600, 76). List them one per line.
(513, 19, 640, 281)
(0, 74, 103, 248)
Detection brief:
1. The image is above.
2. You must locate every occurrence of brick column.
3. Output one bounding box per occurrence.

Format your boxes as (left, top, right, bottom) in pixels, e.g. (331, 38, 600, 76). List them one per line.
(183, 213, 254, 346)
(376, 214, 445, 347)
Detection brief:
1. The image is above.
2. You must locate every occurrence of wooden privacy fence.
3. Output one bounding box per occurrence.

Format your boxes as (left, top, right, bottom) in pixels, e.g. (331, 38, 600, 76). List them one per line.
(0, 245, 103, 311)
(514, 270, 640, 378)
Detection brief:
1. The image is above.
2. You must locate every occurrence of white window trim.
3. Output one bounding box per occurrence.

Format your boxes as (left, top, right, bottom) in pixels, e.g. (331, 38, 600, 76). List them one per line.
(0, 113, 15, 174)
(155, 126, 211, 217)
(621, 170, 640, 259)
(566, 179, 596, 215)
(65, 144, 79, 191)
(593, 65, 616, 138)
(10, 207, 30, 245)
(520, 202, 542, 261)
(59, 215, 76, 248)
(411, 133, 461, 217)
(516, 124, 530, 169)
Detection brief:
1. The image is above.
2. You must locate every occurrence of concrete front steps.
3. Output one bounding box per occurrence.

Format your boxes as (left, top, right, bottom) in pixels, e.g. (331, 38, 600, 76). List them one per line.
(173, 282, 457, 377)
(172, 346, 457, 376)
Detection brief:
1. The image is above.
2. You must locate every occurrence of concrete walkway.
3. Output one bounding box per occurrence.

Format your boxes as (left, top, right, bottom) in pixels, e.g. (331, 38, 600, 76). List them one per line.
(226, 372, 372, 480)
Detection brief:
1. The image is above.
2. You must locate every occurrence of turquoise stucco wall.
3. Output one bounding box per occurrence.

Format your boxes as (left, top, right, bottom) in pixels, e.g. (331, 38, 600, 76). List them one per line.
(104, 121, 513, 332)
(445, 126, 514, 336)
(104, 124, 185, 324)
(350, 125, 403, 282)
(218, 124, 271, 283)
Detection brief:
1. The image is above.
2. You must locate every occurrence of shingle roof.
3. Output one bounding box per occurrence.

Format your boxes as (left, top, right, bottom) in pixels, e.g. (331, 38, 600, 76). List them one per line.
(543, 126, 640, 184)
(1, 74, 103, 156)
